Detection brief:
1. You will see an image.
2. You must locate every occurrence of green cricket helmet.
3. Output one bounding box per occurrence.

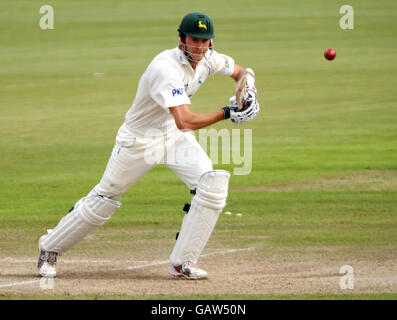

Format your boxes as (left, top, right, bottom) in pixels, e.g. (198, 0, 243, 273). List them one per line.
(178, 12, 215, 39)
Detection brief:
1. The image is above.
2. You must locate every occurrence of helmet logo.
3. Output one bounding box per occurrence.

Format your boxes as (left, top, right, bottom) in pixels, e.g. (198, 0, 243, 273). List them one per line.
(198, 21, 207, 30)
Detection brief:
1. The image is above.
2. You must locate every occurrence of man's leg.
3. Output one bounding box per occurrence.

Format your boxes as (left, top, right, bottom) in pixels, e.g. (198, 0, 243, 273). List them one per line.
(38, 124, 156, 277)
(163, 131, 230, 279)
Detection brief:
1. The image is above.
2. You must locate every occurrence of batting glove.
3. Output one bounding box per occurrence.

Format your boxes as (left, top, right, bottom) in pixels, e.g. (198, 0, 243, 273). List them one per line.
(222, 96, 260, 124)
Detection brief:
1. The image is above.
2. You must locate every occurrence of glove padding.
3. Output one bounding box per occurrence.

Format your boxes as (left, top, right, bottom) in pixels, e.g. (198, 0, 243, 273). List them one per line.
(221, 68, 259, 124)
(227, 95, 259, 124)
(236, 68, 257, 110)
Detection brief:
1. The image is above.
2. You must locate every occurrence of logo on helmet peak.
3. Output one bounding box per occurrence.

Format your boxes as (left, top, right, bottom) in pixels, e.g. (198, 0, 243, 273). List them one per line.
(198, 21, 207, 30)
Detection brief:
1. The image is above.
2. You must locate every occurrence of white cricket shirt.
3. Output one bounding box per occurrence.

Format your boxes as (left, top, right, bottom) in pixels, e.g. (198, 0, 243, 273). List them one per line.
(124, 47, 235, 136)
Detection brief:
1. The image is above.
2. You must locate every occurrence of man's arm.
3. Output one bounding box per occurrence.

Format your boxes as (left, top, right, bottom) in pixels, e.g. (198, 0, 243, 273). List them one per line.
(169, 64, 256, 131)
(231, 64, 246, 82)
(169, 104, 224, 131)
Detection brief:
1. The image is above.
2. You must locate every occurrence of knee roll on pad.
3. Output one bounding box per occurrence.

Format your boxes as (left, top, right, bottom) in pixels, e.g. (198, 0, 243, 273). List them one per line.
(78, 196, 120, 225)
(194, 170, 229, 210)
(39, 195, 121, 254)
(170, 170, 230, 266)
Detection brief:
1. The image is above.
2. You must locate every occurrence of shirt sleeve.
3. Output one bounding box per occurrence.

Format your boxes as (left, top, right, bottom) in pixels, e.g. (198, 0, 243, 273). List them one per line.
(208, 50, 235, 77)
(149, 62, 191, 111)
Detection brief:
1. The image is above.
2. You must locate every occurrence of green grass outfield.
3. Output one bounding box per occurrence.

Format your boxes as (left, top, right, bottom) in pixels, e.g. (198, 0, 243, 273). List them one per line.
(1, 0, 397, 299)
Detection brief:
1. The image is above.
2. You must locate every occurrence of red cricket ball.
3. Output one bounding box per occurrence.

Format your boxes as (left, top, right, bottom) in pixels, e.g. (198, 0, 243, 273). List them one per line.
(324, 48, 336, 60)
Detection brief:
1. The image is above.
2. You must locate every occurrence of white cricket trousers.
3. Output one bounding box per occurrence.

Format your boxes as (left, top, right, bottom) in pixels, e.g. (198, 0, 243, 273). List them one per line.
(39, 122, 229, 262)
(92, 123, 213, 199)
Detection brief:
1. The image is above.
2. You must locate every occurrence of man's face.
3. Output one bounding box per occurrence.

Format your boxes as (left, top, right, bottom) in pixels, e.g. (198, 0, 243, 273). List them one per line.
(184, 36, 211, 62)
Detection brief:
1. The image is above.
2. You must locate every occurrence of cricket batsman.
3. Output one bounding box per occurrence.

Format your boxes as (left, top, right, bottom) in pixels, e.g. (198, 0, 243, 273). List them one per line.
(37, 12, 259, 279)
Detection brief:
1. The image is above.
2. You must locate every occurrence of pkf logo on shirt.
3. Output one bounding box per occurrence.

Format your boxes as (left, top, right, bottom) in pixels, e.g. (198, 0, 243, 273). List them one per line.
(172, 88, 184, 96)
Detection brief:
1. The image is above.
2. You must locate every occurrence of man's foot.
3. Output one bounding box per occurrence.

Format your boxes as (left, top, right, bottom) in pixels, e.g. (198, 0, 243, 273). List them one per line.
(168, 261, 208, 280)
(37, 249, 58, 278)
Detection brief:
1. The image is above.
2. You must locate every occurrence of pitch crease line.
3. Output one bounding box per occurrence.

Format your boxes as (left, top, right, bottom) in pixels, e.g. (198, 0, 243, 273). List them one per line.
(0, 247, 256, 288)
(0, 279, 41, 289)
(127, 246, 255, 270)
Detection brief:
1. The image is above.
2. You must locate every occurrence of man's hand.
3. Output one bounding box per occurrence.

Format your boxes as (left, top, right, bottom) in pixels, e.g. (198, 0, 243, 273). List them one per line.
(235, 68, 257, 110)
(222, 95, 260, 124)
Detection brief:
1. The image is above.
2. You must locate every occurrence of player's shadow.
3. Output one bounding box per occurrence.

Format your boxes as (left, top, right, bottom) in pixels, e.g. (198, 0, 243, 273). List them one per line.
(62, 268, 167, 281)
(2, 268, 168, 281)
(0, 273, 37, 280)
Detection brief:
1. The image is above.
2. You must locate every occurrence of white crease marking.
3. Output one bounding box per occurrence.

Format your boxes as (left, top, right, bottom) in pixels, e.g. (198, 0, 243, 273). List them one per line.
(127, 246, 255, 270)
(0, 246, 256, 289)
(0, 279, 41, 289)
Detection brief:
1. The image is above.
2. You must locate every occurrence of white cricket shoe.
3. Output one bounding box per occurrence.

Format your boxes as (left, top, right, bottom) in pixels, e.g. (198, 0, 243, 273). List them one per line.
(168, 261, 208, 280)
(37, 249, 58, 278)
